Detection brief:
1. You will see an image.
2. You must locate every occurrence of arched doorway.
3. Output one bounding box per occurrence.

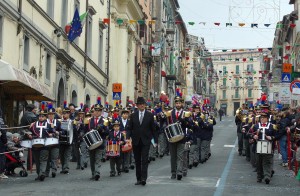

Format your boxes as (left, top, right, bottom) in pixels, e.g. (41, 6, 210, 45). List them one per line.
(57, 78, 65, 107)
(85, 94, 90, 107)
(71, 90, 78, 106)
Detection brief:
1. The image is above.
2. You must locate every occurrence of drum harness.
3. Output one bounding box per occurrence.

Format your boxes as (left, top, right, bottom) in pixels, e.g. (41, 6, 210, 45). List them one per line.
(257, 122, 271, 141)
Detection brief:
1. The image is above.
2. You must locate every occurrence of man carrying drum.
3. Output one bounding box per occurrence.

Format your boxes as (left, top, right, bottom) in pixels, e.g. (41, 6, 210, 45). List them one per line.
(29, 109, 52, 181)
(167, 96, 193, 180)
(86, 104, 109, 181)
(249, 111, 279, 184)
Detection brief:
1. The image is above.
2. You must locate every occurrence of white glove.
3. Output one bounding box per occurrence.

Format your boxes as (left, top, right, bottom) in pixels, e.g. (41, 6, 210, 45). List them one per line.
(19, 152, 24, 157)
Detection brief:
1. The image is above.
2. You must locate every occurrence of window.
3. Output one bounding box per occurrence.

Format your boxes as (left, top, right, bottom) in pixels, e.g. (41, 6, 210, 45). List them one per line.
(23, 35, 30, 71)
(0, 15, 3, 53)
(222, 78, 226, 86)
(235, 78, 239, 86)
(248, 89, 252, 98)
(98, 30, 103, 70)
(235, 65, 239, 74)
(61, 0, 68, 29)
(222, 90, 226, 99)
(235, 89, 239, 98)
(45, 53, 51, 83)
(247, 64, 253, 72)
(47, 0, 54, 19)
(87, 15, 93, 56)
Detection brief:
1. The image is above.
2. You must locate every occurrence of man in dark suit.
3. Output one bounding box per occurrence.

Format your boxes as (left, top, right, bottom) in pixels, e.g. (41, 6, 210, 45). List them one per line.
(127, 97, 157, 186)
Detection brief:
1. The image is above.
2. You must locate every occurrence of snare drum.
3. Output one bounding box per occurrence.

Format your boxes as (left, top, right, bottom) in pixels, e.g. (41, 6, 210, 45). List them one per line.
(45, 137, 59, 147)
(83, 130, 103, 150)
(32, 138, 45, 148)
(164, 123, 184, 143)
(121, 139, 132, 153)
(20, 140, 32, 148)
(106, 140, 120, 157)
(256, 140, 272, 154)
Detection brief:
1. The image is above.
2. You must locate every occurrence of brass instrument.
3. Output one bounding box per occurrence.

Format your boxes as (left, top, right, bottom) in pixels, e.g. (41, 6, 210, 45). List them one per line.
(165, 110, 172, 117)
(272, 124, 278, 131)
(103, 118, 110, 127)
(208, 119, 214, 125)
(184, 111, 192, 118)
(235, 108, 243, 120)
(200, 113, 205, 121)
(154, 115, 156, 121)
(84, 117, 91, 125)
(242, 116, 247, 123)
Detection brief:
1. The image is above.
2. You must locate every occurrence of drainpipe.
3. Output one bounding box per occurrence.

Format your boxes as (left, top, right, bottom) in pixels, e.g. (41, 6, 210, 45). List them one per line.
(106, 0, 111, 87)
(17, 0, 22, 35)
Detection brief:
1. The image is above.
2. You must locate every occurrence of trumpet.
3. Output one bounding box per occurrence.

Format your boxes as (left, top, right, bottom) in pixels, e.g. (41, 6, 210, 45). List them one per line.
(184, 111, 192, 118)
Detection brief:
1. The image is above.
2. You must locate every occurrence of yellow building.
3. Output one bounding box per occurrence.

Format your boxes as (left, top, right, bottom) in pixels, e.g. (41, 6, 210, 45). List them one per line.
(0, 0, 108, 126)
(212, 50, 269, 116)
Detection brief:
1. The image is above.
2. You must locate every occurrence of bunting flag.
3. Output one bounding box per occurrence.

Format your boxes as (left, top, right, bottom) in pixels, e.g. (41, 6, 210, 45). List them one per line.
(188, 22, 195, 25)
(214, 22, 221, 26)
(238, 23, 246, 27)
(199, 22, 206, 25)
(226, 23, 232, 27)
(251, 23, 258, 28)
(103, 18, 110, 24)
(276, 23, 283, 29)
(264, 24, 271, 27)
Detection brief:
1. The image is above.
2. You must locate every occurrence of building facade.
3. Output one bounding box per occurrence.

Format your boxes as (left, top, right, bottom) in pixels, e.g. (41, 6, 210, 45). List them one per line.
(0, 0, 108, 126)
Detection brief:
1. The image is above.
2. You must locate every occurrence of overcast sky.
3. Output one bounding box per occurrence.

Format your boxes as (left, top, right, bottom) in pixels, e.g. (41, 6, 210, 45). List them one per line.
(177, 0, 294, 50)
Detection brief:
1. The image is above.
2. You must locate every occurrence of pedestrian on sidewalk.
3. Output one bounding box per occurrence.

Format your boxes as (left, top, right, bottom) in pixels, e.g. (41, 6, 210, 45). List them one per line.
(218, 108, 224, 121)
(0, 108, 8, 179)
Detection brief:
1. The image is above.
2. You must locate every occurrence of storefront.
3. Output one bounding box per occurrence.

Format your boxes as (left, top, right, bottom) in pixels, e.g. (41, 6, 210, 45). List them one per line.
(0, 60, 54, 126)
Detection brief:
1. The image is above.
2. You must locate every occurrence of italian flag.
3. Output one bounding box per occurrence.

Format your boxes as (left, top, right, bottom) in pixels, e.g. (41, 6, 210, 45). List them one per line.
(65, 12, 88, 35)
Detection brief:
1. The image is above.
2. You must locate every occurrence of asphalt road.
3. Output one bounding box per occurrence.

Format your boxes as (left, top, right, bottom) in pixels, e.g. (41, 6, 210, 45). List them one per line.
(1, 116, 299, 196)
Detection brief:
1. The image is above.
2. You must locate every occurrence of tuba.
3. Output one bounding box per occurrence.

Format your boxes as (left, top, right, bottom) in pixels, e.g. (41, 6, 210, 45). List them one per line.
(235, 108, 243, 121)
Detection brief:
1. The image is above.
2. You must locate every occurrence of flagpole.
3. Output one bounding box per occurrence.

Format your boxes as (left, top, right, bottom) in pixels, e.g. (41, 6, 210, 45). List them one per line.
(83, 0, 89, 88)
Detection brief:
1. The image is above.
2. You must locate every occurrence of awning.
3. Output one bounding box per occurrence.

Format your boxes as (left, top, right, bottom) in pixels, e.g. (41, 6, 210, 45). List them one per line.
(0, 60, 54, 101)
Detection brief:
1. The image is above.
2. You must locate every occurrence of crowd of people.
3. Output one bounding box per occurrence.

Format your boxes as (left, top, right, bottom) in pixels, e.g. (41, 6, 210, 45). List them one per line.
(235, 103, 300, 184)
(0, 96, 218, 185)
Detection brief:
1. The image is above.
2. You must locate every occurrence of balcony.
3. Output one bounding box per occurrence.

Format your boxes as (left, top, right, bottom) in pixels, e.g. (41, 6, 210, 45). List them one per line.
(232, 95, 241, 100)
(220, 97, 228, 101)
(219, 85, 227, 89)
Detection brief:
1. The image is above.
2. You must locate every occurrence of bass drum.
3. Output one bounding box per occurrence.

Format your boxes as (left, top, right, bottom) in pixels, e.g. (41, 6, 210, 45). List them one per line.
(83, 130, 103, 150)
(20, 140, 32, 148)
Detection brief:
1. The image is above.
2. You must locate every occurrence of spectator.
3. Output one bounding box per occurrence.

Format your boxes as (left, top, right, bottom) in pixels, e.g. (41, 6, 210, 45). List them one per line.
(218, 108, 224, 121)
(277, 111, 290, 167)
(20, 104, 37, 170)
(0, 108, 8, 179)
(69, 103, 76, 120)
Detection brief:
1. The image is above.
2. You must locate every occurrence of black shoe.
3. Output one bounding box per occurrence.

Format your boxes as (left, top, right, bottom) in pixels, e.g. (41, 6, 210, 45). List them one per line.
(188, 164, 193, 169)
(135, 181, 141, 185)
(101, 158, 106, 162)
(52, 172, 56, 178)
(152, 157, 155, 161)
(171, 174, 176, 179)
(265, 178, 270, 184)
(200, 160, 204, 164)
(130, 165, 135, 170)
(257, 179, 262, 183)
(124, 169, 129, 173)
(39, 175, 45, 181)
(60, 171, 64, 174)
(208, 153, 211, 158)
(177, 175, 182, 180)
(64, 170, 69, 174)
(141, 180, 146, 185)
(193, 162, 198, 167)
(271, 170, 275, 177)
(81, 166, 84, 170)
(159, 154, 164, 158)
(95, 174, 100, 181)
(84, 163, 88, 168)
(110, 173, 115, 177)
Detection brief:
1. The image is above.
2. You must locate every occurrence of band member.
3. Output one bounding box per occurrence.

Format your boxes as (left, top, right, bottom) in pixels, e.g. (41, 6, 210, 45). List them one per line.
(156, 104, 169, 158)
(59, 108, 73, 174)
(74, 108, 88, 170)
(119, 108, 131, 173)
(29, 110, 52, 181)
(242, 108, 255, 162)
(45, 108, 61, 178)
(86, 104, 109, 181)
(148, 106, 159, 162)
(235, 104, 248, 156)
(249, 112, 279, 184)
(107, 120, 126, 177)
(127, 97, 157, 186)
(168, 96, 192, 180)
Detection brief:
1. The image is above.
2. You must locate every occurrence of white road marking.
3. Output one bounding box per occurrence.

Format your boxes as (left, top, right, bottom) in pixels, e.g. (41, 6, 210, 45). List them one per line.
(210, 144, 214, 147)
(147, 176, 218, 187)
(224, 145, 235, 148)
(215, 178, 221, 187)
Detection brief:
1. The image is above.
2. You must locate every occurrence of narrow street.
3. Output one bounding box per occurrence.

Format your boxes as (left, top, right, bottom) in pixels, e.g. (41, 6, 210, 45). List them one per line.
(1, 117, 299, 196)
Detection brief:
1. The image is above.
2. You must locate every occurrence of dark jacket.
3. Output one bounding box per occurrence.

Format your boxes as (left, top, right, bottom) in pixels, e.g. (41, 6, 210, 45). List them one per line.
(20, 111, 37, 126)
(127, 110, 157, 146)
(278, 117, 290, 138)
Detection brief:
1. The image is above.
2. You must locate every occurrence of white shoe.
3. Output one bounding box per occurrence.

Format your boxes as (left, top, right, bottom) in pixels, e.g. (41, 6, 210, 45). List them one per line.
(282, 163, 288, 167)
(0, 173, 8, 179)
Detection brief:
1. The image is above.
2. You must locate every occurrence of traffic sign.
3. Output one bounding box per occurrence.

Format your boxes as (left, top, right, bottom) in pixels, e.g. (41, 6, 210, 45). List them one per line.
(112, 83, 122, 92)
(281, 73, 291, 83)
(282, 63, 292, 73)
(290, 80, 300, 92)
(113, 92, 121, 100)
